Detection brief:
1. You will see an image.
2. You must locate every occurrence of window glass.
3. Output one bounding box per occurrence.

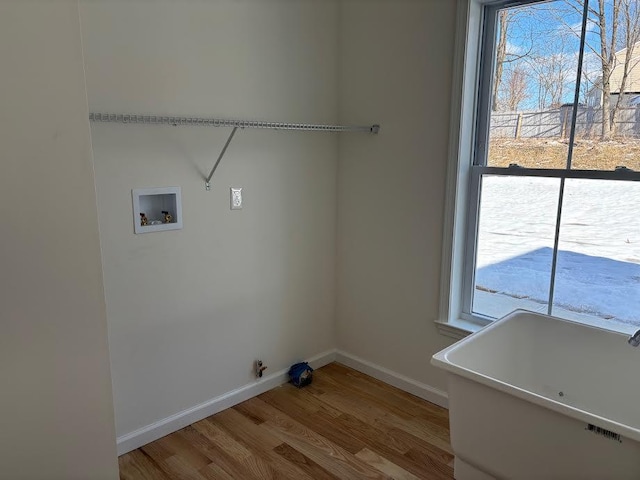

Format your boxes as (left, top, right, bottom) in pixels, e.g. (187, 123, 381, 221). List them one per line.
(472, 175, 560, 318)
(551, 179, 640, 327)
(485, 1, 581, 169)
(568, 1, 640, 171)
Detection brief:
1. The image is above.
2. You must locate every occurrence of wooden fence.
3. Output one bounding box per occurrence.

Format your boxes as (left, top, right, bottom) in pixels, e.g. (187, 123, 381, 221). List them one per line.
(491, 106, 640, 138)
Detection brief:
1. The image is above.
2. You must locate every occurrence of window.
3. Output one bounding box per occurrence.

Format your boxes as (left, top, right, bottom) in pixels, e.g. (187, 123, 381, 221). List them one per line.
(440, 0, 640, 336)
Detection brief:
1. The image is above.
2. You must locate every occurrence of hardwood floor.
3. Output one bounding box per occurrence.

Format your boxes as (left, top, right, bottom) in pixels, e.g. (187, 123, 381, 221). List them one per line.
(118, 363, 454, 480)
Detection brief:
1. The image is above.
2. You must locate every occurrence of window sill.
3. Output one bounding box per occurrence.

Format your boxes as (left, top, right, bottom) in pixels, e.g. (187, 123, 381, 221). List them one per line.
(435, 318, 485, 340)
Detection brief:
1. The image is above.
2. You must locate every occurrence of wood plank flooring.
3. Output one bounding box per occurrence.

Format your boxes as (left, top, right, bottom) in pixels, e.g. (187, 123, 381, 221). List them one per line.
(118, 362, 454, 480)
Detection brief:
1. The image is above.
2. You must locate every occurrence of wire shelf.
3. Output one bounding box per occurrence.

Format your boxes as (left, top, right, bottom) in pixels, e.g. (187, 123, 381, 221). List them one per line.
(89, 112, 380, 134)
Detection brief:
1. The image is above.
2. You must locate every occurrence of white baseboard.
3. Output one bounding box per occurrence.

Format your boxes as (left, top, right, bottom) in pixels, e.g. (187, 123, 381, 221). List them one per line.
(116, 349, 336, 455)
(116, 348, 447, 455)
(335, 350, 448, 409)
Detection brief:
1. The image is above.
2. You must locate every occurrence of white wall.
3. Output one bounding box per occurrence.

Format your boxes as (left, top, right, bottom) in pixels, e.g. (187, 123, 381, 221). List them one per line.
(337, 0, 459, 392)
(0, 1, 118, 478)
(79, 0, 339, 440)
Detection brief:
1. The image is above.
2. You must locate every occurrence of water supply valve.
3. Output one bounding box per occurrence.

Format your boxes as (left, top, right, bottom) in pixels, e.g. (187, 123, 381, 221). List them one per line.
(255, 360, 267, 378)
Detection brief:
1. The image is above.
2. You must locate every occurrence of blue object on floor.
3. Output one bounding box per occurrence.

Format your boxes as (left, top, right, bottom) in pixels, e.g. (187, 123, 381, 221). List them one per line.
(288, 362, 313, 388)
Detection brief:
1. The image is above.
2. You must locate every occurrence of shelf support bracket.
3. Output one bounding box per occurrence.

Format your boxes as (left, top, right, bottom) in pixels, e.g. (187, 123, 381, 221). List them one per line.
(205, 126, 239, 191)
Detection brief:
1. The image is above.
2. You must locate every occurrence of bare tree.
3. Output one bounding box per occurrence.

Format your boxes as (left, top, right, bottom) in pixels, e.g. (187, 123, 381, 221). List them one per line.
(492, 8, 534, 111)
(493, 10, 510, 111)
(501, 66, 531, 110)
(529, 42, 573, 109)
(596, 0, 620, 138)
(610, 0, 640, 135)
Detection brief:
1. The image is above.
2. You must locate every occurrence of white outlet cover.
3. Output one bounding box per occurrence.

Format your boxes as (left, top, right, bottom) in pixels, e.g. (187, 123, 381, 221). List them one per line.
(230, 187, 243, 210)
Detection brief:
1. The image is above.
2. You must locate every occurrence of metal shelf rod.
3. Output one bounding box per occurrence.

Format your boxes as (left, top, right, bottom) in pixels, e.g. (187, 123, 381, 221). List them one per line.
(89, 112, 380, 134)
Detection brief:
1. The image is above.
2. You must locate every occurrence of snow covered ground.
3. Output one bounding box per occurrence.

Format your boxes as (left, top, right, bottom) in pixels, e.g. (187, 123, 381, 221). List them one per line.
(474, 176, 640, 328)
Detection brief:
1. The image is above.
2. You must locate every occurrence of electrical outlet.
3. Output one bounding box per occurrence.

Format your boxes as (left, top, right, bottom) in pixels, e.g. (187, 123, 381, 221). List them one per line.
(230, 187, 243, 210)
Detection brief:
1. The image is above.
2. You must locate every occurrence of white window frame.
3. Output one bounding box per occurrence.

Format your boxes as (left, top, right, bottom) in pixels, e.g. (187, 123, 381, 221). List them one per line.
(437, 0, 640, 339)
